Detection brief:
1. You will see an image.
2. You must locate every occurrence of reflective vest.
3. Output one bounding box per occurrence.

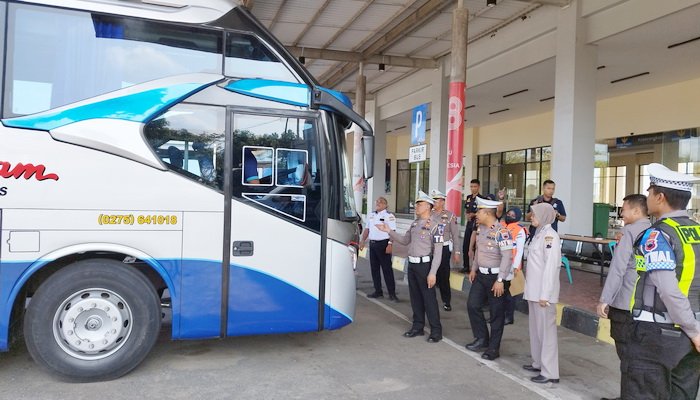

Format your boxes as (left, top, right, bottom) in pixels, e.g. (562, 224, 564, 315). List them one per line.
(506, 222, 528, 269)
(632, 217, 700, 317)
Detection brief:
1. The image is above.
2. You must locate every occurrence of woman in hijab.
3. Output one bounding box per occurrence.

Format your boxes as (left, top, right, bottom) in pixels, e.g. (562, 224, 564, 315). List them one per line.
(523, 202, 561, 384)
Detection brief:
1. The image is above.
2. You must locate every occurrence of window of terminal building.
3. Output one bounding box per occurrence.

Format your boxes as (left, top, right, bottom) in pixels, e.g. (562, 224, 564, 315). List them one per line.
(395, 159, 430, 214)
(477, 146, 551, 218)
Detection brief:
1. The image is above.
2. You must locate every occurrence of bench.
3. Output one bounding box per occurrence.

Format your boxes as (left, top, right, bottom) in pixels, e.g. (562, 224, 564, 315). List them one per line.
(560, 234, 615, 286)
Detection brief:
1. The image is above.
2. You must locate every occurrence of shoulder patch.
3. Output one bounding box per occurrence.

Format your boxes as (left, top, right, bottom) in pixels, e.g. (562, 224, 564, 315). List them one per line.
(644, 230, 660, 252)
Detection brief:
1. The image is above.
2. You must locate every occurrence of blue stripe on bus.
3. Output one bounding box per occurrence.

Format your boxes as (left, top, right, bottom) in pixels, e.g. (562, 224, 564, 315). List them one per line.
(224, 79, 310, 107)
(1, 83, 209, 131)
(0, 258, 351, 350)
(224, 79, 354, 110)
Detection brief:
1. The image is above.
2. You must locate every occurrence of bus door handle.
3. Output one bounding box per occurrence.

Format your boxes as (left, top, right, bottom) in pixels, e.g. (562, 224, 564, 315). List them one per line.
(232, 241, 254, 256)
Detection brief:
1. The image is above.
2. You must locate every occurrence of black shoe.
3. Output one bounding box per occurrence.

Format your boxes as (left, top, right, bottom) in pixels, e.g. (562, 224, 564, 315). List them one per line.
(388, 294, 399, 303)
(531, 375, 559, 384)
(504, 316, 514, 325)
(465, 338, 489, 352)
(443, 304, 452, 311)
(367, 292, 383, 299)
(481, 350, 500, 360)
(522, 364, 541, 372)
(427, 335, 442, 343)
(458, 267, 469, 274)
(403, 329, 424, 338)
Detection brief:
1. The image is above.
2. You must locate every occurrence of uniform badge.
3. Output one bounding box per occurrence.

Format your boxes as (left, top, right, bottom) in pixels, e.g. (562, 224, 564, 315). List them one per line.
(644, 231, 659, 252)
(497, 228, 511, 240)
(545, 236, 553, 249)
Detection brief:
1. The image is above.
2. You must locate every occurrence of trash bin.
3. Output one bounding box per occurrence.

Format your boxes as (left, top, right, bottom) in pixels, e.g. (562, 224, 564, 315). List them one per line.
(592, 203, 612, 238)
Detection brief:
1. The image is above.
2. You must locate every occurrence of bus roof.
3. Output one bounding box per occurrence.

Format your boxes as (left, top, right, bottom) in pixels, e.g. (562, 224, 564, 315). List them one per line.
(18, 0, 241, 23)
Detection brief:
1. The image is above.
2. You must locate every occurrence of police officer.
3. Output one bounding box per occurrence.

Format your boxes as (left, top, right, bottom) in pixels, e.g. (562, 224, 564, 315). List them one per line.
(360, 197, 399, 302)
(465, 197, 513, 360)
(430, 189, 461, 311)
(624, 163, 700, 400)
(377, 191, 442, 343)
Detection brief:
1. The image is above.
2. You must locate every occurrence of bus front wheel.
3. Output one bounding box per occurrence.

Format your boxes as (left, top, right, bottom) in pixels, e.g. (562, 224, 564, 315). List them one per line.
(24, 259, 162, 382)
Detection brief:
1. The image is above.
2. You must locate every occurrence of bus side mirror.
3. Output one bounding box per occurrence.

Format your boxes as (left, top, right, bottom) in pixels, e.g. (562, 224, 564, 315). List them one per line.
(362, 135, 374, 179)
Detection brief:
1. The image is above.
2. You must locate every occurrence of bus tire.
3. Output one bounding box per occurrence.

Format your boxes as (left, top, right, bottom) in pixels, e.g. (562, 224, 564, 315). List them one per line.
(24, 259, 161, 382)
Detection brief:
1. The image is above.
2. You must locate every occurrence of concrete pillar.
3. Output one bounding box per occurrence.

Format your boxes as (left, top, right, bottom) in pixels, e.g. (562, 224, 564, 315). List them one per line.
(353, 63, 366, 215)
(551, 0, 597, 235)
(366, 99, 387, 207)
(428, 62, 448, 193)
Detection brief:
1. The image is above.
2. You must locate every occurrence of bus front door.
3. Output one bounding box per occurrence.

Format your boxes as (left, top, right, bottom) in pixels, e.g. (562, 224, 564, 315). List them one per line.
(226, 108, 325, 336)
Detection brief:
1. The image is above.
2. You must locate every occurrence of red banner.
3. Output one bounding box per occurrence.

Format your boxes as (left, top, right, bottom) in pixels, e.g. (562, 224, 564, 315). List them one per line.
(446, 81, 465, 217)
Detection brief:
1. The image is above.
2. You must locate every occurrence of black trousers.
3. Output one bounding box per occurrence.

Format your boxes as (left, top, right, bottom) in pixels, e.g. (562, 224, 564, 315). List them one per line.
(369, 239, 395, 295)
(407, 261, 442, 336)
(467, 272, 510, 352)
(462, 224, 474, 269)
(622, 320, 700, 400)
(504, 289, 515, 320)
(609, 307, 633, 396)
(436, 246, 452, 305)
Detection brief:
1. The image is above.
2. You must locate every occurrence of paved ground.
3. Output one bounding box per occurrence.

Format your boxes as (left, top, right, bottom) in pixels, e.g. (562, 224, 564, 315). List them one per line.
(0, 258, 642, 400)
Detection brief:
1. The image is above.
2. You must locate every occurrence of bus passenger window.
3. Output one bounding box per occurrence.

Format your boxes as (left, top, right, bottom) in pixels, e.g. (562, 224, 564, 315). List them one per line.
(144, 104, 225, 191)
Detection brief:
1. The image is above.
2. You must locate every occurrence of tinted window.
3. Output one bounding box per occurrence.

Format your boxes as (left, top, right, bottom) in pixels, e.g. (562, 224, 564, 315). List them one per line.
(225, 31, 298, 82)
(5, 4, 222, 116)
(144, 104, 225, 190)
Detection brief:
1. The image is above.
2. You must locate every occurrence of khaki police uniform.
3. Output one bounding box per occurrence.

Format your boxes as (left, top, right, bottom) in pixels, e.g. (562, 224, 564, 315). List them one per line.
(366, 208, 397, 298)
(523, 203, 561, 382)
(623, 163, 700, 400)
(466, 197, 513, 359)
(598, 217, 650, 387)
(431, 189, 460, 310)
(388, 192, 443, 340)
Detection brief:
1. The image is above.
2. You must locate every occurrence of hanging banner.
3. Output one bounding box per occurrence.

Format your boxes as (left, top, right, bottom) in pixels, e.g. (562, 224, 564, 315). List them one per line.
(446, 81, 465, 216)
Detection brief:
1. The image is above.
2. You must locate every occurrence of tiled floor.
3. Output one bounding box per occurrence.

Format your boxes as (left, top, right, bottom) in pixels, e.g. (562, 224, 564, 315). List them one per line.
(557, 265, 605, 313)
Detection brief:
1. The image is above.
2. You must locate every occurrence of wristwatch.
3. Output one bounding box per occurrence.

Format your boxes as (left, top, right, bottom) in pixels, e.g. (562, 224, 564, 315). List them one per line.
(497, 277, 503, 283)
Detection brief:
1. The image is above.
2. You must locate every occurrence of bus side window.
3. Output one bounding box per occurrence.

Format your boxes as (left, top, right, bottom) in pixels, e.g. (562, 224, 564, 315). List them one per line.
(144, 104, 225, 191)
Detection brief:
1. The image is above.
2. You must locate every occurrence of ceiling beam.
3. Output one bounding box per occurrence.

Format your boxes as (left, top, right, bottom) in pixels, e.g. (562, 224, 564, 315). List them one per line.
(287, 47, 438, 69)
(268, 0, 287, 32)
(531, 0, 570, 6)
(291, 0, 332, 47)
(320, 0, 453, 88)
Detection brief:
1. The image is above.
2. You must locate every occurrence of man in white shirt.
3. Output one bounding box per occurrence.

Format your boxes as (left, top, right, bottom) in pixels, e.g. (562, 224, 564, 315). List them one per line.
(360, 197, 399, 302)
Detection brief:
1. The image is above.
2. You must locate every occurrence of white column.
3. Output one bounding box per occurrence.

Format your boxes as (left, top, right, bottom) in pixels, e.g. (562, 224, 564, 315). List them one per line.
(366, 99, 388, 207)
(429, 63, 449, 192)
(551, 0, 597, 236)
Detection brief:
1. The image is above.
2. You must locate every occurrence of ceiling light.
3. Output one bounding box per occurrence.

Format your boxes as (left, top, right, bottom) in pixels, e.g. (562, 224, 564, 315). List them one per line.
(487, 0, 496, 7)
(298, 56, 306, 65)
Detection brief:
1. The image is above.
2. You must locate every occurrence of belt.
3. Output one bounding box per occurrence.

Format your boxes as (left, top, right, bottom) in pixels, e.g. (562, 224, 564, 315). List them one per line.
(369, 239, 389, 244)
(478, 267, 500, 274)
(634, 310, 674, 324)
(442, 240, 452, 247)
(408, 255, 431, 263)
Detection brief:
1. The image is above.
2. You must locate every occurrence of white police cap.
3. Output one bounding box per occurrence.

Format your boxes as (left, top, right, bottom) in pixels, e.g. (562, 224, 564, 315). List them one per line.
(476, 196, 502, 209)
(430, 189, 446, 199)
(647, 163, 700, 193)
(416, 190, 434, 205)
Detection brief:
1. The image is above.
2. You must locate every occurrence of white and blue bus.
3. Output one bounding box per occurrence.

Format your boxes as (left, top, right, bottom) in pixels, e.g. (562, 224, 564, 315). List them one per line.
(0, 0, 373, 381)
